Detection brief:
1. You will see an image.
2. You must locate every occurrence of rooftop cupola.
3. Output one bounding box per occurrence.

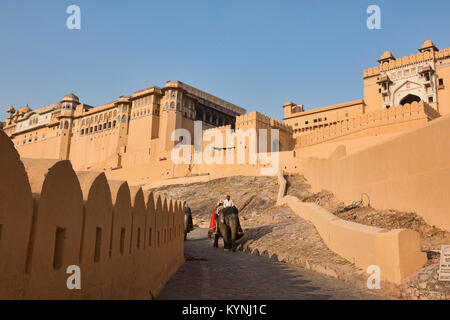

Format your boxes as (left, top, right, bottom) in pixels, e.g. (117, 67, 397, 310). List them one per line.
(61, 93, 79, 103)
(419, 39, 438, 53)
(18, 104, 31, 114)
(378, 50, 396, 64)
(60, 93, 80, 111)
(7, 106, 15, 115)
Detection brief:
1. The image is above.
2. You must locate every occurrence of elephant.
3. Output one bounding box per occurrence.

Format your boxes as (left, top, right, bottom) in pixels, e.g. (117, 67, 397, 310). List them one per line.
(216, 206, 240, 252)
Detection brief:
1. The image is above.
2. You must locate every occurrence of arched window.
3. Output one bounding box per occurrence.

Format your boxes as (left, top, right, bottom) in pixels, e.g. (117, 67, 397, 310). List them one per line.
(121, 115, 127, 122)
(81, 129, 85, 135)
(113, 121, 116, 128)
(64, 121, 69, 130)
(170, 102, 175, 109)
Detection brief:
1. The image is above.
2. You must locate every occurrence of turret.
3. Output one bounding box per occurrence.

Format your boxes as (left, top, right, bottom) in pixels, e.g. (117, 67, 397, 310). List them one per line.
(378, 51, 396, 64)
(419, 39, 438, 53)
(58, 93, 79, 160)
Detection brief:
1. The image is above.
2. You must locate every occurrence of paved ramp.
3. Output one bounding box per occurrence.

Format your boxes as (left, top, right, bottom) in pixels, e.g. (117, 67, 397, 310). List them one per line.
(158, 228, 386, 300)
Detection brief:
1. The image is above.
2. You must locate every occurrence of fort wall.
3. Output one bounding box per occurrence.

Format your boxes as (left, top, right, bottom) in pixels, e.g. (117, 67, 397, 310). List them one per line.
(276, 171, 426, 284)
(0, 130, 184, 300)
(278, 196, 426, 284)
(363, 47, 450, 77)
(295, 101, 439, 148)
(303, 112, 450, 232)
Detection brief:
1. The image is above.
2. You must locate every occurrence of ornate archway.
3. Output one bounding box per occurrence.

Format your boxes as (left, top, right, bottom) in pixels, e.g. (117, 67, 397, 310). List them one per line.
(399, 94, 421, 105)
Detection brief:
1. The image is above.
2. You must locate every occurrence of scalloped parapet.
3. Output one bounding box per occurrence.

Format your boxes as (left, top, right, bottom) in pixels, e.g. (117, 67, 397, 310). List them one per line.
(0, 132, 185, 299)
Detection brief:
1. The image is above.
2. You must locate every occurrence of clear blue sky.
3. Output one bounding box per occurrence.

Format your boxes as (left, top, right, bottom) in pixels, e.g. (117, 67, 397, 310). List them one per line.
(1, 0, 449, 121)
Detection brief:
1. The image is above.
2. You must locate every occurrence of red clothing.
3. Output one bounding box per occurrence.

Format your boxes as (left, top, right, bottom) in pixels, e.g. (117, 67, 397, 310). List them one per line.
(208, 206, 219, 238)
(208, 205, 244, 240)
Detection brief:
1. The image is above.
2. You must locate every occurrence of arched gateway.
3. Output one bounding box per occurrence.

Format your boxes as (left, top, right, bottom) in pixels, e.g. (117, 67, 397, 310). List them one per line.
(400, 94, 421, 105)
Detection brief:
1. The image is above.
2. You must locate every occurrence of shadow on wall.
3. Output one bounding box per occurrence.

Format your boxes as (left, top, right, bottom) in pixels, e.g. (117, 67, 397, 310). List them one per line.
(303, 112, 450, 232)
(0, 130, 185, 300)
(277, 171, 426, 284)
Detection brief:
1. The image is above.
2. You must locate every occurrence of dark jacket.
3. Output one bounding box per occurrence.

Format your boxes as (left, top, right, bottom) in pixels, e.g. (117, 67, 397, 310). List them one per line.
(184, 206, 192, 216)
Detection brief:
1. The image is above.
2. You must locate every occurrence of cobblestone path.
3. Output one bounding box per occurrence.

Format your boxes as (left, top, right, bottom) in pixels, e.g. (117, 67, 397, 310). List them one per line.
(158, 228, 386, 300)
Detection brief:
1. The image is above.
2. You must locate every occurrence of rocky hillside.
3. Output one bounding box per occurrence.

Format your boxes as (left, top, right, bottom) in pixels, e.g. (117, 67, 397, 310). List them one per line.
(147, 175, 283, 227)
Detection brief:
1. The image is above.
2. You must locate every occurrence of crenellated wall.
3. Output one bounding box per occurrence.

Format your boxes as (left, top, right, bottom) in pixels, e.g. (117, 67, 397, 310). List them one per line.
(295, 101, 439, 148)
(0, 130, 184, 300)
(363, 47, 450, 77)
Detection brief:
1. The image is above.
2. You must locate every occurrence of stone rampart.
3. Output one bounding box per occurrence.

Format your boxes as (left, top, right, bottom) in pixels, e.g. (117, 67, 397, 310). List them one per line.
(0, 130, 184, 299)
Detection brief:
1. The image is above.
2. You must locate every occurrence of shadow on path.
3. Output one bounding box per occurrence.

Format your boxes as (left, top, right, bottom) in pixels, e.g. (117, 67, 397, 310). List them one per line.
(158, 229, 385, 300)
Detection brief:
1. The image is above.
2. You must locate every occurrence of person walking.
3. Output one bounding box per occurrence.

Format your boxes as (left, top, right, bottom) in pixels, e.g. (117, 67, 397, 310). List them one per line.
(184, 201, 194, 241)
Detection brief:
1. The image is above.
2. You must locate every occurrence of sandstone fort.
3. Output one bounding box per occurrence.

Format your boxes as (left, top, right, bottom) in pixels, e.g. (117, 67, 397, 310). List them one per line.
(1, 39, 450, 300)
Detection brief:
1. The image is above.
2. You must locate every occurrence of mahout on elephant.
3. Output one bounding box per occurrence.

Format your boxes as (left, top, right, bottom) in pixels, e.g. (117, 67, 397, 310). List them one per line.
(208, 199, 244, 252)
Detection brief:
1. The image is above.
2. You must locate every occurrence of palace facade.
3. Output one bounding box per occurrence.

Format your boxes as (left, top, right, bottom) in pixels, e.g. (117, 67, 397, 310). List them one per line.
(284, 40, 450, 138)
(2, 81, 293, 171)
(2, 40, 449, 172)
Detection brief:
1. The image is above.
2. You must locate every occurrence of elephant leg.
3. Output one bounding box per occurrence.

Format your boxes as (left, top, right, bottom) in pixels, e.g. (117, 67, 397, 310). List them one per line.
(229, 215, 238, 252)
(220, 222, 231, 250)
(213, 233, 219, 248)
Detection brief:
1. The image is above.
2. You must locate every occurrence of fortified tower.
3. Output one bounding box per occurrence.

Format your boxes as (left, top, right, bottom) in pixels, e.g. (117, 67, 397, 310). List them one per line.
(58, 93, 79, 159)
(158, 82, 184, 154)
(364, 40, 450, 114)
(115, 96, 132, 166)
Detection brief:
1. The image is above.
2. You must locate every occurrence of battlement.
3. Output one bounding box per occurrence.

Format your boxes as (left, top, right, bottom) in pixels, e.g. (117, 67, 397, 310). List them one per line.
(202, 124, 232, 135)
(236, 111, 293, 133)
(364, 47, 450, 78)
(296, 101, 439, 148)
